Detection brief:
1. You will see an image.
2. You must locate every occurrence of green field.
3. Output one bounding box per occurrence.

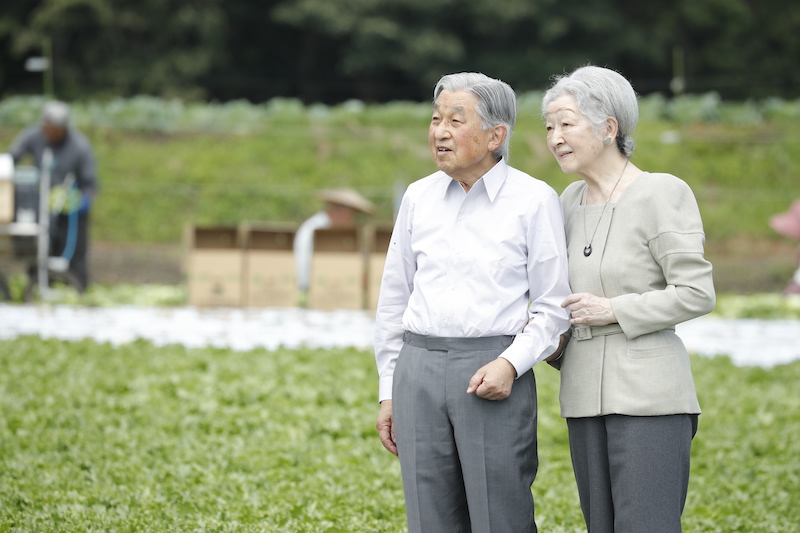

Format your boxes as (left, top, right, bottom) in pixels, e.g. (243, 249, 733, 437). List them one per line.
(0, 335, 798, 532)
(2, 95, 799, 531)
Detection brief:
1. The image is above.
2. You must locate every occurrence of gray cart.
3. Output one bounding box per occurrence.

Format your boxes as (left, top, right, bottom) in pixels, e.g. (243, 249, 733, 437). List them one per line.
(0, 152, 81, 301)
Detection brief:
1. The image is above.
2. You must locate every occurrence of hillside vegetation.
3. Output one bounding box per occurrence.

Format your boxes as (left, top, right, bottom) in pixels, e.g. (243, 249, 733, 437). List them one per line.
(1, 94, 799, 291)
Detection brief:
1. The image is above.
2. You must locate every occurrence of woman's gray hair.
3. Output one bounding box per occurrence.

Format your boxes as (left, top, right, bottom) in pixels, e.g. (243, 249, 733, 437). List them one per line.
(541, 65, 638, 158)
(434, 72, 516, 162)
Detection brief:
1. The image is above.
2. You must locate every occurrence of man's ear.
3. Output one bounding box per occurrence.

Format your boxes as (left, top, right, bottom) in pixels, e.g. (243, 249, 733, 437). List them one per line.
(488, 124, 508, 152)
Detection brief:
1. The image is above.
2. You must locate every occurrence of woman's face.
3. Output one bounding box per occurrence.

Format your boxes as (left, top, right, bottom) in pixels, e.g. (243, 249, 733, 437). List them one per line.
(544, 94, 604, 175)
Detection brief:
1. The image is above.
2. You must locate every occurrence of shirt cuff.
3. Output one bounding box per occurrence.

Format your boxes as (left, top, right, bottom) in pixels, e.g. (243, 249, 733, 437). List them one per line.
(379, 375, 393, 403)
(499, 346, 535, 380)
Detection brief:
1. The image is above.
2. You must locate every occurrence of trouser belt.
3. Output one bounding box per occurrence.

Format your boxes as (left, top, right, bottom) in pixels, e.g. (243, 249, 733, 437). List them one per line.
(572, 324, 624, 341)
(403, 331, 514, 351)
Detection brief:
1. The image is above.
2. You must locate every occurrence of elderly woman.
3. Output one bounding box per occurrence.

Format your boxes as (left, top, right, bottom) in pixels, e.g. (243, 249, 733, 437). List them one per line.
(541, 65, 716, 532)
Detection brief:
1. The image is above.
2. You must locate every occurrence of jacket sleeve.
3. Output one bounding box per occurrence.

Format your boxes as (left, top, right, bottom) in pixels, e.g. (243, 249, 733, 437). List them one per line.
(9, 127, 36, 163)
(75, 134, 99, 200)
(611, 177, 716, 339)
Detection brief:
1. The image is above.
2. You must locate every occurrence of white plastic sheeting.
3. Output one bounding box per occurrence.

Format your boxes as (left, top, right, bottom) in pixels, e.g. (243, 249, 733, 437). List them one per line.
(1, 304, 798, 368)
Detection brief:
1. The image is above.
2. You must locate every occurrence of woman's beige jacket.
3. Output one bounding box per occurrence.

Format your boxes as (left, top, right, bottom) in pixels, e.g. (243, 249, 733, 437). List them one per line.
(558, 172, 715, 418)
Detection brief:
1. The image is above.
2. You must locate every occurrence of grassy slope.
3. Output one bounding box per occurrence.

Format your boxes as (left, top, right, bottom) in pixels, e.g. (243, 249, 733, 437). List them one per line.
(1, 99, 797, 243)
(0, 338, 798, 532)
(1, 97, 799, 291)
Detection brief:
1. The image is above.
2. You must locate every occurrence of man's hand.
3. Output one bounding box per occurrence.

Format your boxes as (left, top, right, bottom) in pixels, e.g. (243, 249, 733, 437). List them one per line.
(545, 333, 569, 362)
(376, 400, 397, 456)
(466, 358, 516, 400)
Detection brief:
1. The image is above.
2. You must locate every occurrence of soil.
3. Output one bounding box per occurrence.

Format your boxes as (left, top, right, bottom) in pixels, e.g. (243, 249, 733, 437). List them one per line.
(4, 237, 798, 294)
(89, 241, 185, 285)
(704, 236, 798, 293)
(93, 237, 799, 294)
(0, 241, 184, 288)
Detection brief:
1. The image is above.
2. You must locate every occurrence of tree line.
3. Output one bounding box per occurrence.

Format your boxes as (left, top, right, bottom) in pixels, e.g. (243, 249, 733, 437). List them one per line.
(1, 0, 798, 105)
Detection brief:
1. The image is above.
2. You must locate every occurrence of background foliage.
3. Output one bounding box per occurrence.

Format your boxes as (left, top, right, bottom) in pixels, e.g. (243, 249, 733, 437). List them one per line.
(0, 337, 798, 532)
(2, 92, 799, 292)
(1, 93, 799, 245)
(1, 92, 799, 292)
(2, 0, 800, 103)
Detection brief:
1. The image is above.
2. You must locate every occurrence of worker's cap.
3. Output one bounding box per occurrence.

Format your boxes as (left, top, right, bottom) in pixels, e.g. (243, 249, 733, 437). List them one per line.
(41, 100, 71, 127)
(770, 199, 800, 240)
(317, 188, 376, 215)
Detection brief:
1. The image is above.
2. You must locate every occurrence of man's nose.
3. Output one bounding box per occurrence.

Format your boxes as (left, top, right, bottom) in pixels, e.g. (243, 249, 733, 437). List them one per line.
(434, 122, 450, 138)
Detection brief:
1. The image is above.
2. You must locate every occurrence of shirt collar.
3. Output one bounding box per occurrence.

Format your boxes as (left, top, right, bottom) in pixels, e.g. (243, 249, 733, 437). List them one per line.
(482, 158, 508, 201)
(442, 158, 509, 201)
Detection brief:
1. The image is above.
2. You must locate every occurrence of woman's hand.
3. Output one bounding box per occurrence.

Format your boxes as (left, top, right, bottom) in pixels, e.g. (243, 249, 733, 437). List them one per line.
(562, 292, 616, 326)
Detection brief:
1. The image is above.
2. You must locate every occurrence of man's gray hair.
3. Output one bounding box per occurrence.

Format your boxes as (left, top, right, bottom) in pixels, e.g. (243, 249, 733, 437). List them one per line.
(434, 72, 517, 162)
(41, 100, 71, 127)
(541, 65, 638, 158)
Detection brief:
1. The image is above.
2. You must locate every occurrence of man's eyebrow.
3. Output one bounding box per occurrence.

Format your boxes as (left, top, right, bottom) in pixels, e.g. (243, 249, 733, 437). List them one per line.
(432, 104, 466, 113)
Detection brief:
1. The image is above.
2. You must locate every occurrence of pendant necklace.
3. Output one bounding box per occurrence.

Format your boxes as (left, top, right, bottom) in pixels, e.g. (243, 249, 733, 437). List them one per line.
(582, 159, 629, 257)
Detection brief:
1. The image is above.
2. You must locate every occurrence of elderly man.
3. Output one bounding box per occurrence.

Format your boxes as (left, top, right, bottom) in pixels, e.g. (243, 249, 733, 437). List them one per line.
(374, 73, 571, 532)
(9, 100, 98, 291)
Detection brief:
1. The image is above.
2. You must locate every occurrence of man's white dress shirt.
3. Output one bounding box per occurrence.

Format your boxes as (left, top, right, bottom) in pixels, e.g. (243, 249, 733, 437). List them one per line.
(374, 159, 572, 401)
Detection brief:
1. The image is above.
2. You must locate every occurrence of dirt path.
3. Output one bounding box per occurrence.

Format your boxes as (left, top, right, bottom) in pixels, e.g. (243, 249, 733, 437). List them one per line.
(89, 238, 798, 293)
(6, 237, 798, 294)
(90, 241, 184, 285)
(705, 237, 797, 293)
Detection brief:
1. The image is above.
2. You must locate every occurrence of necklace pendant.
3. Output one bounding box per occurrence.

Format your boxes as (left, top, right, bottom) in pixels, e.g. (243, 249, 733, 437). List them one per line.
(583, 244, 592, 257)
